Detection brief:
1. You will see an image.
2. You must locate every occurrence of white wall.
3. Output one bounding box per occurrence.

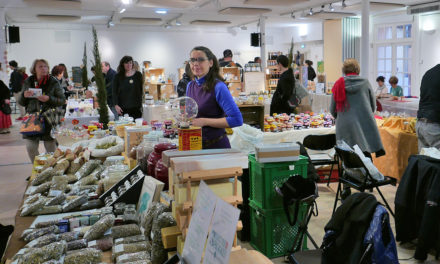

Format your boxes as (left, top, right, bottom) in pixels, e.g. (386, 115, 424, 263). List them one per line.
(7, 23, 289, 83)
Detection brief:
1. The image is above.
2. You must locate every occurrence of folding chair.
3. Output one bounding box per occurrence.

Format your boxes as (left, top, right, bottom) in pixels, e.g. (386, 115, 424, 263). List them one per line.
(332, 146, 396, 217)
(299, 134, 339, 185)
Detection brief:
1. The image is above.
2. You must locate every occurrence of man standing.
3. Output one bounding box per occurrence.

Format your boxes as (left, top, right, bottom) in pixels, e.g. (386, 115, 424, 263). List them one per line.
(219, 49, 242, 68)
(101, 61, 118, 120)
(9, 60, 25, 121)
(416, 64, 440, 151)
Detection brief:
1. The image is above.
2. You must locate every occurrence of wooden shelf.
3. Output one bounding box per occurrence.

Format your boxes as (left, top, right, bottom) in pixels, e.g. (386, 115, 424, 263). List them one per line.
(225, 80, 241, 83)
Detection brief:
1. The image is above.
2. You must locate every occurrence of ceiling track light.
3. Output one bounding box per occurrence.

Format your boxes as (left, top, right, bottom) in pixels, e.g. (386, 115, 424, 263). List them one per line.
(309, 8, 313, 16)
(175, 20, 181, 26)
(342, 0, 347, 8)
(291, 12, 296, 19)
(329, 3, 335, 12)
(119, 8, 126, 14)
(164, 23, 171, 29)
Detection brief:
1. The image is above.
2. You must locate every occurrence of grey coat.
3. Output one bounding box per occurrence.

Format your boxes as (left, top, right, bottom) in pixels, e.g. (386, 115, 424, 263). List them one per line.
(330, 75, 384, 154)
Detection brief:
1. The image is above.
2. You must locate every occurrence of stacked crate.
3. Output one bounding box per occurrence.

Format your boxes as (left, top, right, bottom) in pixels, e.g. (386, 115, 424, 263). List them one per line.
(248, 154, 309, 258)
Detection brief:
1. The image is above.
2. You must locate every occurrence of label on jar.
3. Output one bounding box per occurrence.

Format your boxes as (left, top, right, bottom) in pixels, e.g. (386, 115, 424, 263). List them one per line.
(115, 244, 124, 253)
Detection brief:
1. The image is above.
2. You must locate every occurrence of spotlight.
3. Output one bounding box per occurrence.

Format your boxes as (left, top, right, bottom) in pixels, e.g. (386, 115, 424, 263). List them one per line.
(291, 12, 296, 19)
(175, 20, 182, 26)
(329, 3, 335, 11)
(107, 20, 115, 28)
(342, 0, 347, 8)
(155, 10, 167, 14)
(240, 25, 247, 30)
(309, 8, 313, 15)
(164, 23, 171, 29)
(119, 8, 126, 13)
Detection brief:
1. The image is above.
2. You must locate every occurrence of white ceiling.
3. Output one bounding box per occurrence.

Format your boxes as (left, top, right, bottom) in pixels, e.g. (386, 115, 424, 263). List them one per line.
(0, 0, 433, 29)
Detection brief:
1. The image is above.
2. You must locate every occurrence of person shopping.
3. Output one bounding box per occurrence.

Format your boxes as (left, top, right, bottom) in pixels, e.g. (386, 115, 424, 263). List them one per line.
(19, 59, 65, 162)
(112, 56, 143, 119)
(270, 55, 295, 116)
(0, 80, 12, 134)
(389, 76, 403, 99)
(186, 46, 243, 149)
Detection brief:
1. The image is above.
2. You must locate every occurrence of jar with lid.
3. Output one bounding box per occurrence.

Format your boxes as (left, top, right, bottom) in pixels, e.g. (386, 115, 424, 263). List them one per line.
(100, 207, 113, 217)
(114, 202, 126, 215)
(147, 142, 177, 177)
(137, 132, 158, 173)
(123, 208, 137, 224)
(145, 95, 154, 105)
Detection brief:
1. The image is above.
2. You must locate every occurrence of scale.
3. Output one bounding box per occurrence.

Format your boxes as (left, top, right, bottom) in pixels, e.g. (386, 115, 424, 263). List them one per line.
(169, 97, 202, 151)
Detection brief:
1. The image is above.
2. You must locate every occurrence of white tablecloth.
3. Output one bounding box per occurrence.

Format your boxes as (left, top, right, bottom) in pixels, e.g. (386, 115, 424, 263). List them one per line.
(378, 98, 419, 117)
(64, 107, 114, 128)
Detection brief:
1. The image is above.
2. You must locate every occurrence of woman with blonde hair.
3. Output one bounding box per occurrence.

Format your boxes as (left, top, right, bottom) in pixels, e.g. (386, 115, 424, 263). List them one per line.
(19, 59, 65, 162)
(330, 58, 384, 158)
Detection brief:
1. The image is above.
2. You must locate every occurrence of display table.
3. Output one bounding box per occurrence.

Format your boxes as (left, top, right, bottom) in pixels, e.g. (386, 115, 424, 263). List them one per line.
(238, 104, 264, 131)
(64, 107, 115, 128)
(309, 93, 332, 113)
(378, 97, 419, 116)
(373, 117, 418, 181)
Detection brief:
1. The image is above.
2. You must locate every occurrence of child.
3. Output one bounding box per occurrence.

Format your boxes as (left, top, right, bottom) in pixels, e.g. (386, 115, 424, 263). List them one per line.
(389, 76, 403, 99)
(375, 76, 387, 98)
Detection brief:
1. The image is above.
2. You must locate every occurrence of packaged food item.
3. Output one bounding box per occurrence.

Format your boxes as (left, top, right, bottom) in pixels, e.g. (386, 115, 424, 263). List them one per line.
(21, 198, 47, 216)
(23, 193, 41, 206)
(151, 212, 176, 264)
(31, 168, 55, 186)
(79, 199, 103, 210)
(83, 214, 115, 241)
(88, 165, 105, 180)
(19, 241, 66, 264)
(67, 239, 88, 250)
(58, 219, 69, 233)
(30, 182, 52, 195)
(32, 205, 63, 215)
(50, 176, 69, 191)
(88, 236, 113, 251)
(64, 248, 102, 264)
(75, 174, 98, 186)
(142, 202, 169, 241)
(68, 157, 85, 174)
(45, 193, 66, 206)
(25, 233, 58, 248)
(117, 251, 151, 264)
(66, 174, 78, 183)
(53, 158, 70, 174)
(62, 195, 88, 212)
(112, 241, 148, 261)
(58, 231, 80, 242)
(114, 234, 146, 245)
(24, 225, 60, 242)
(75, 160, 102, 180)
(74, 225, 91, 237)
(35, 220, 58, 228)
(111, 224, 142, 239)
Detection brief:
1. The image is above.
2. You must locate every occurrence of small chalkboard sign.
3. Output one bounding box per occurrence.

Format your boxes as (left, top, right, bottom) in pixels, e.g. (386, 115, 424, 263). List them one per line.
(72, 66, 82, 84)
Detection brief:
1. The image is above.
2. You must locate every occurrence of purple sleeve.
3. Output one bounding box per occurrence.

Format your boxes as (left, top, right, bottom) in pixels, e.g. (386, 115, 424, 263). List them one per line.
(214, 82, 243, 128)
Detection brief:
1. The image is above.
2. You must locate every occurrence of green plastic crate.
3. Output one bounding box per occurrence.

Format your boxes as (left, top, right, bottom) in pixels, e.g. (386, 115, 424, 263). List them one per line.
(249, 199, 308, 258)
(249, 154, 308, 209)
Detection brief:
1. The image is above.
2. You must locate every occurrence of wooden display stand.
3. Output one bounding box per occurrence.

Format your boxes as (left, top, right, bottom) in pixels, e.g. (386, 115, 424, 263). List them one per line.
(174, 167, 243, 246)
(221, 67, 242, 97)
(239, 104, 264, 131)
(147, 83, 175, 100)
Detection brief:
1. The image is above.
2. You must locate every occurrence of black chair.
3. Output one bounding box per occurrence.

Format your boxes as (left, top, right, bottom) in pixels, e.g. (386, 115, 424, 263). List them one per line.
(332, 146, 396, 217)
(298, 134, 338, 185)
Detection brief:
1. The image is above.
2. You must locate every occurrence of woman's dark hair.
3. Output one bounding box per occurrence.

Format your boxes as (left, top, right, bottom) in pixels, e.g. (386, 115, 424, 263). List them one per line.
(184, 62, 193, 79)
(277, 55, 289, 68)
(376, 76, 385, 82)
(190, 46, 224, 92)
(117, 55, 134, 79)
(51, 65, 63, 76)
(58, 63, 68, 79)
(305, 60, 313, 66)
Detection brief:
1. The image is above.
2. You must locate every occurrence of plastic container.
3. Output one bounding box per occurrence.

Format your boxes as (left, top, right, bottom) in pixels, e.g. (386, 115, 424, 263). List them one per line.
(147, 142, 177, 176)
(104, 156, 125, 167)
(249, 199, 307, 258)
(248, 154, 308, 209)
(137, 132, 158, 173)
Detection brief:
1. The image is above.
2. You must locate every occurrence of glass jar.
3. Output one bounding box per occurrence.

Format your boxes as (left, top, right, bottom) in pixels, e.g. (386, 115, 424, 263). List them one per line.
(147, 142, 177, 177)
(155, 159, 169, 191)
(114, 202, 126, 215)
(100, 206, 113, 218)
(123, 208, 137, 224)
(137, 132, 159, 173)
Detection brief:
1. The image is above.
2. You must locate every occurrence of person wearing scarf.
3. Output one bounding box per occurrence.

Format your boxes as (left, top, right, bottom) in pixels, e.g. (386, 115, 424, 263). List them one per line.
(330, 58, 385, 159)
(19, 59, 65, 163)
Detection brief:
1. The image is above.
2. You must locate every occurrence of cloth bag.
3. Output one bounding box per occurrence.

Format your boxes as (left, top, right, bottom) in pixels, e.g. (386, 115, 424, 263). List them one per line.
(20, 112, 45, 136)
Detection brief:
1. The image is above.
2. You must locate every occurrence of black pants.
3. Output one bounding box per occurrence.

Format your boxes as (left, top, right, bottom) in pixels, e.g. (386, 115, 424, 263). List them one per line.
(121, 107, 142, 119)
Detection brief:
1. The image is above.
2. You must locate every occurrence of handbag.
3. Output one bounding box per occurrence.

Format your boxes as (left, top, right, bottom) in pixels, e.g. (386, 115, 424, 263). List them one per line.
(0, 101, 11, 115)
(42, 107, 64, 128)
(20, 112, 45, 136)
(287, 93, 301, 109)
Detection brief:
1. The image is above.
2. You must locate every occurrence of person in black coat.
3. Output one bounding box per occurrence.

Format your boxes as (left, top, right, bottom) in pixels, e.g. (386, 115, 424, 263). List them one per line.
(0, 80, 12, 134)
(305, 60, 316, 81)
(177, 62, 193, 97)
(270, 55, 295, 115)
(9, 60, 26, 120)
(102, 61, 118, 120)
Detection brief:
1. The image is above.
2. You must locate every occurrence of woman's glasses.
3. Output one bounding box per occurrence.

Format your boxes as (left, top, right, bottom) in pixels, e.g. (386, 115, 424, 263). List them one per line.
(189, 57, 208, 64)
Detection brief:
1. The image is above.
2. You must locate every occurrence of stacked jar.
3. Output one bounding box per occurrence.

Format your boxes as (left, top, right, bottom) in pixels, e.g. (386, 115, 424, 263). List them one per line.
(137, 131, 159, 174)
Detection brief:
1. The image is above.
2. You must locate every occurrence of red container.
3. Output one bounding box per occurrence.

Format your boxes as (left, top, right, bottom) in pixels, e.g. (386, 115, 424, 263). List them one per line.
(147, 142, 177, 177)
(155, 159, 169, 190)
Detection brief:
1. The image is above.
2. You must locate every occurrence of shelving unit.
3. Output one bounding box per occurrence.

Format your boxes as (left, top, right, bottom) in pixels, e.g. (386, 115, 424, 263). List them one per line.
(265, 52, 283, 91)
(144, 67, 176, 100)
(221, 67, 242, 97)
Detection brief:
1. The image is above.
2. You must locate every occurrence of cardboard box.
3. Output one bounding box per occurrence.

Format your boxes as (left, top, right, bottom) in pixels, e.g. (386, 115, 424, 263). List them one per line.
(162, 149, 241, 167)
(255, 143, 300, 163)
(124, 126, 149, 155)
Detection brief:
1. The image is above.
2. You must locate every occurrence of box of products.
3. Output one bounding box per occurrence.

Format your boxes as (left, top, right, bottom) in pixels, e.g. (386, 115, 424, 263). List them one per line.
(255, 143, 300, 163)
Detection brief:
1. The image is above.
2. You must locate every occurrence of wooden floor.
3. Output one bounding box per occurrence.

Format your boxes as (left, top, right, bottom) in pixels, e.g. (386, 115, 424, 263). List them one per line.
(0, 113, 439, 263)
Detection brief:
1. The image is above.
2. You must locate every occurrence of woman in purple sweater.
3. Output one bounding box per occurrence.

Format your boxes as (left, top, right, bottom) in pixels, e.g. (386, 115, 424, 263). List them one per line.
(186, 46, 243, 149)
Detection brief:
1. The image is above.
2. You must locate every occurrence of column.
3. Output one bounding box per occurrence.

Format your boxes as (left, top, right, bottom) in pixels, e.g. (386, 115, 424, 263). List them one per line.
(259, 15, 266, 70)
(0, 8, 7, 83)
(361, 0, 370, 77)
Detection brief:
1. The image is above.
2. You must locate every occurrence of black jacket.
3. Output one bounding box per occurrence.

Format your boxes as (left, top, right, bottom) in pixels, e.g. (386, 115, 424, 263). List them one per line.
(9, 69, 23, 93)
(395, 155, 440, 260)
(417, 64, 440, 123)
(308, 66, 316, 81)
(322, 192, 378, 264)
(112, 71, 143, 109)
(0, 80, 10, 102)
(177, 73, 191, 97)
(105, 68, 116, 106)
(270, 68, 295, 115)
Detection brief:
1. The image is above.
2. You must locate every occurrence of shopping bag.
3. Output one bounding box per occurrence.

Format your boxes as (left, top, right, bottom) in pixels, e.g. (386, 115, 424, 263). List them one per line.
(20, 113, 45, 136)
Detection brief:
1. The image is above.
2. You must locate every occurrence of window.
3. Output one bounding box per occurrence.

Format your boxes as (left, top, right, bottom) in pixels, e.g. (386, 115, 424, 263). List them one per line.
(374, 23, 413, 96)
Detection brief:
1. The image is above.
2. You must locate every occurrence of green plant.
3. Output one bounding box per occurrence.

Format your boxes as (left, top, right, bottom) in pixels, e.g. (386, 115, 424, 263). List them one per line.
(82, 42, 89, 88)
(92, 27, 109, 129)
(288, 38, 294, 69)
